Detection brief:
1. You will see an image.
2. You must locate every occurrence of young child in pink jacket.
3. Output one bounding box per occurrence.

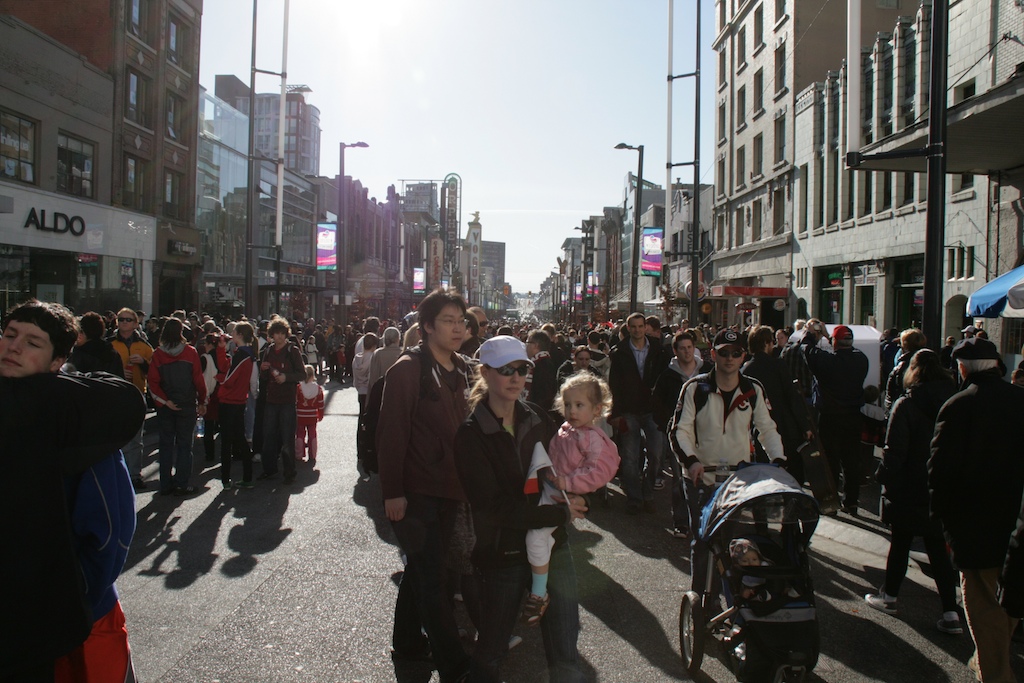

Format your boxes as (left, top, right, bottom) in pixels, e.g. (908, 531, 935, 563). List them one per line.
(522, 372, 620, 624)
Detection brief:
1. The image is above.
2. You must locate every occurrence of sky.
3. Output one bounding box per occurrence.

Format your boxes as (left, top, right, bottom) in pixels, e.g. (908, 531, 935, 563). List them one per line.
(199, 0, 717, 293)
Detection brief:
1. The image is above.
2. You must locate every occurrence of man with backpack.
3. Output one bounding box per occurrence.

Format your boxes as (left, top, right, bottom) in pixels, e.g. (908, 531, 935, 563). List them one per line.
(669, 328, 785, 591)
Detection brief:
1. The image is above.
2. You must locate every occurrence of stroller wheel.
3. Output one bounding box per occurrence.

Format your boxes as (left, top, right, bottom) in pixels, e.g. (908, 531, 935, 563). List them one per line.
(679, 591, 706, 675)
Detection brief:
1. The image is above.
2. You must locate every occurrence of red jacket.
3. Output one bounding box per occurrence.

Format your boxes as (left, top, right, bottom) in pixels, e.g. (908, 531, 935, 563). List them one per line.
(296, 382, 324, 425)
(217, 346, 257, 405)
(148, 343, 207, 409)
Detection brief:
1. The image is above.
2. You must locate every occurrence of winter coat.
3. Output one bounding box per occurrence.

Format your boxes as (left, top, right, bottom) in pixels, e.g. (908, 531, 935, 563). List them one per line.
(148, 343, 206, 410)
(260, 341, 305, 405)
(217, 346, 258, 405)
(929, 371, 1024, 569)
(742, 351, 811, 458)
(107, 330, 153, 392)
(376, 347, 471, 502)
(804, 342, 868, 414)
(1001, 495, 1024, 618)
(547, 422, 620, 495)
(68, 339, 124, 377)
(454, 400, 568, 569)
(608, 335, 670, 417)
(877, 379, 955, 534)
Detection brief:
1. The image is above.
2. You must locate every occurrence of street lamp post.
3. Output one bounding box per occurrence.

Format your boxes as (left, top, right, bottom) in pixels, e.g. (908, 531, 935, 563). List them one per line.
(337, 141, 368, 325)
(615, 143, 644, 314)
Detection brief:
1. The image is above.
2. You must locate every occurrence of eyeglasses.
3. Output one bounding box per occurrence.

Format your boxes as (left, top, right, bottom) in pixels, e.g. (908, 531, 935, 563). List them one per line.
(435, 317, 468, 328)
(716, 349, 745, 359)
(117, 317, 137, 323)
(493, 364, 530, 377)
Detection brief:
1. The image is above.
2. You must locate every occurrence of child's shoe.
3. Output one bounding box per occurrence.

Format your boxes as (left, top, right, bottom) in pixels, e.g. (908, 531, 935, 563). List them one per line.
(521, 592, 549, 626)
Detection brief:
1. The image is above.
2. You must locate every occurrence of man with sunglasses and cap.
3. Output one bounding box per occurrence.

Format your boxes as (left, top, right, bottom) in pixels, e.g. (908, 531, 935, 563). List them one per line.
(669, 328, 785, 592)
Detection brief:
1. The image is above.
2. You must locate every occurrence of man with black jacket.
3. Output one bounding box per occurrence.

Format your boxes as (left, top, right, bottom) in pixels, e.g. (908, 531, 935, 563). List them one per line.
(609, 312, 670, 514)
(931, 337, 1024, 683)
(803, 324, 868, 514)
(257, 316, 306, 484)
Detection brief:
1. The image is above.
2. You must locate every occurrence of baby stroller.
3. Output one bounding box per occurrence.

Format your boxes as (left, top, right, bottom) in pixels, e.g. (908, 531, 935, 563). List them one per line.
(680, 463, 820, 682)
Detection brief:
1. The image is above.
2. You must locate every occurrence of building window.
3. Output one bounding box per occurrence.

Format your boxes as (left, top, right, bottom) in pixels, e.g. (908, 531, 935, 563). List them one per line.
(127, 0, 150, 42)
(814, 156, 824, 228)
(829, 151, 839, 225)
(775, 0, 785, 20)
(774, 44, 786, 93)
(901, 171, 914, 205)
(719, 0, 727, 31)
(719, 49, 727, 87)
(164, 169, 183, 219)
(860, 171, 873, 216)
(844, 169, 855, 221)
(57, 133, 95, 198)
(166, 92, 183, 141)
(717, 157, 726, 195)
(774, 117, 785, 164)
(167, 15, 190, 69)
(753, 133, 764, 177)
(880, 171, 893, 210)
(754, 69, 764, 112)
(735, 207, 745, 246)
(736, 146, 746, 185)
(737, 86, 747, 128)
(752, 199, 762, 241)
(737, 26, 747, 67)
(717, 214, 726, 250)
(126, 70, 151, 129)
(798, 164, 809, 234)
(953, 172, 974, 193)
(0, 110, 36, 183)
(718, 103, 727, 142)
(754, 5, 764, 48)
(123, 154, 149, 211)
(773, 188, 785, 235)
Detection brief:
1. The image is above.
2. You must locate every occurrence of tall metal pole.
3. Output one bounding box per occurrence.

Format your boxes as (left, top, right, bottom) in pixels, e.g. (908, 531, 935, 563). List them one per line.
(630, 146, 644, 313)
(274, 0, 290, 315)
(245, 0, 258, 318)
(923, 0, 949, 348)
(690, 0, 701, 323)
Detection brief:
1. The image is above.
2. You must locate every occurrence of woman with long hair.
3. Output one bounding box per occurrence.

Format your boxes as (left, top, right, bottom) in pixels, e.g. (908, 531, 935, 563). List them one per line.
(865, 348, 963, 634)
(454, 336, 588, 682)
(147, 317, 207, 495)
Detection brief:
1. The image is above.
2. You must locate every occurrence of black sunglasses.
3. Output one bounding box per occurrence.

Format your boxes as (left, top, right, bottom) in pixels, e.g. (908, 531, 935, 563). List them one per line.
(494, 364, 530, 377)
(716, 349, 745, 359)
(117, 317, 137, 323)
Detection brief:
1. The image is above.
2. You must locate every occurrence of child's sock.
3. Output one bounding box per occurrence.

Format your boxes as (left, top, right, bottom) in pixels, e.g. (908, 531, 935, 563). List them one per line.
(531, 572, 549, 598)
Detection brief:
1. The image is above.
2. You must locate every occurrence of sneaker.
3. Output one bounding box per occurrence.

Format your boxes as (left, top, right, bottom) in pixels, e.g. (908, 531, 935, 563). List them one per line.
(222, 479, 233, 489)
(508, 635, 523, 650)
(308, 458, 316, 468)
(864, 592, 897, 615)
(936, 617, 963, 635)
(131, 478, 148, 493)
(521, 592, 549, 626)
(654, 477, 666, 491)
(173, 485, 199, 497)
(235, 480, 255, 489)
(672, 527, 690, 539)
(842, 504, 859, 516)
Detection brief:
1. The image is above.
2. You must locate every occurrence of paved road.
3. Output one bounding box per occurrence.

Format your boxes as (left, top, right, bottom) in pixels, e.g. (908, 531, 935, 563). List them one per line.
(121, 380, 1024, 682)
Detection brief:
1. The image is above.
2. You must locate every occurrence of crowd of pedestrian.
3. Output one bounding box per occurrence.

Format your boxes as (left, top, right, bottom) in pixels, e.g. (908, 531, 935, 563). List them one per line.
(8, 289, 1024, 683)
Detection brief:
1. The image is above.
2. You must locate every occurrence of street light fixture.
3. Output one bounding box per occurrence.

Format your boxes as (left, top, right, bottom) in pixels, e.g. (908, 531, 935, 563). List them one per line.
(615, 142, 644, 314)
(337, 141, 369, 325)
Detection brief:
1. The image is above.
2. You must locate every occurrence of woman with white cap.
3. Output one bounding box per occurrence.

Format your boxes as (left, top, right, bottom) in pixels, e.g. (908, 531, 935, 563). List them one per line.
(454, 336, 588, 683)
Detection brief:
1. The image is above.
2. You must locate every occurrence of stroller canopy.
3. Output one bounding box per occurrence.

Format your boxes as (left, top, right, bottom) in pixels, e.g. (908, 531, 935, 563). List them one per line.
(699, 464, 820, 541)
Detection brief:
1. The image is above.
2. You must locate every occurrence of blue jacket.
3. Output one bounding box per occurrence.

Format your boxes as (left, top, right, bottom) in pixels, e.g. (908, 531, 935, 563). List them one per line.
(64, 451, 137, 622)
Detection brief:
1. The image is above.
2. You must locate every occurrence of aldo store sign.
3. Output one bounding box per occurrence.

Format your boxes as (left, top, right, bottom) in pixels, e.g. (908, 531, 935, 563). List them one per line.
(24, 207, 86, 236)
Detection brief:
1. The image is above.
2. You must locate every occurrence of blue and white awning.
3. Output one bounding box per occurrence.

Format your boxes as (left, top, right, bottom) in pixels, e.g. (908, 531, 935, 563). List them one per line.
(966, 264, 1024, 318)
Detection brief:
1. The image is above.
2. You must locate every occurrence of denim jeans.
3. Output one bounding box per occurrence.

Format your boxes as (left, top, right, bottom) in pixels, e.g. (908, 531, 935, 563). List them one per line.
(619, 413, 665, 504)
(156, 406, 197, 491)
(261, 401, 296, 477)
(390, 494, 469, 682)
(471, 541, 585, 683)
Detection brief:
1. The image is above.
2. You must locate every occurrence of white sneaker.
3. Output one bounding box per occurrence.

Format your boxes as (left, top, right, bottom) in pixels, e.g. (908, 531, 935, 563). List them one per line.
(508, 635, 523, 650)
(864, 592, 897, 615)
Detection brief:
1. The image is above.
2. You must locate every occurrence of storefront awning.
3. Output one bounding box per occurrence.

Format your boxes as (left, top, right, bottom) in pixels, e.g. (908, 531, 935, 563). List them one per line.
(852, 73, 1024, 174)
